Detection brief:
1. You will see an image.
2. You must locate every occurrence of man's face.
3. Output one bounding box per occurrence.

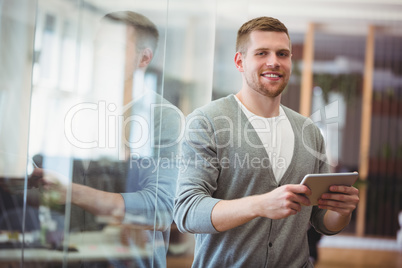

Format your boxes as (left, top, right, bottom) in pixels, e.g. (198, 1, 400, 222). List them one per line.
(237, 30, 292, 98)
(95, 21, 140, 82)
(124, 26, 141, 81)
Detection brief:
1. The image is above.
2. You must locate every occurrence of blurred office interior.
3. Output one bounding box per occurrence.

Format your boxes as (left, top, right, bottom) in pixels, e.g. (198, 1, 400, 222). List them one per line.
(0, 0, 401, 267)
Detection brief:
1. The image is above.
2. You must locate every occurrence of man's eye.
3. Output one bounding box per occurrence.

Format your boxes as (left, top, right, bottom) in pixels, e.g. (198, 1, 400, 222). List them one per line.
(278, 52, 289, 57)
(256, 52, 266, 56)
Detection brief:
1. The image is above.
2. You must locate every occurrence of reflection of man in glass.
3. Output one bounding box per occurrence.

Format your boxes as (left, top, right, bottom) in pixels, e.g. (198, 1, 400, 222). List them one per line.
(35, 11, 182, 267)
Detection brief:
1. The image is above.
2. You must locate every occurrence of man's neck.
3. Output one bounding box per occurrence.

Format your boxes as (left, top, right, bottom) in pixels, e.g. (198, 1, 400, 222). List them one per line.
(235, 89, 281, 118)
(124, 69, 147, 105)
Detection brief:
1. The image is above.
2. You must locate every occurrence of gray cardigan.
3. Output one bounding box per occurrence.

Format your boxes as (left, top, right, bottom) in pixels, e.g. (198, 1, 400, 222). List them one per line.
(174, 95, 339, 268)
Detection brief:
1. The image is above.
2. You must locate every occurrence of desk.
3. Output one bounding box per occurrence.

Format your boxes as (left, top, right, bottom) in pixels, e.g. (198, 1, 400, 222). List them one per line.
(0, 226, 154, 265)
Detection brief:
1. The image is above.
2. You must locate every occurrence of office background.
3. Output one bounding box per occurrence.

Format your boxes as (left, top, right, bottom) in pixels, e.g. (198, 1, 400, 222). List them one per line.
(0, 0, 401, 267)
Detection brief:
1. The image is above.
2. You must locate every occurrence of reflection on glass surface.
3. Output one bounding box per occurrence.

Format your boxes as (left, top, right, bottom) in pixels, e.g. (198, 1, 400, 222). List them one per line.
(2, 0, 184, 267)
(33, 9, 182, 268)
(0, 0, 38, 263)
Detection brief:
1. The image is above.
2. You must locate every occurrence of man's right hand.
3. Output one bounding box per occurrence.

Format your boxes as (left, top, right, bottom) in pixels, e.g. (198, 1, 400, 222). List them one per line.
(211, 184, 311, 232)
(30, 168, 68, 204)
(254, 184, 311, 220)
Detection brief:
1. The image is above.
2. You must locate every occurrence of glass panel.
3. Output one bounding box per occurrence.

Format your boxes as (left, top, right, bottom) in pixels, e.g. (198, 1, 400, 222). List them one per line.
(212, 0, 248, 100)
(0, 0, 37, 264)
(2, 0, 183, 266)
(164, 0, 217, 114)
(164, 0, 217, 261)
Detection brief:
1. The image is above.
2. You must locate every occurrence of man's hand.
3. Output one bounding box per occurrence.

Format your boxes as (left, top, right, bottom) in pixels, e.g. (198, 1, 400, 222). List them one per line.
(318, 185, 359, 216)
(30, 168, 68, 204)
(255, 184, 312, 219)
(319, 185, 360, 232)
(31, 167, 125, 217)
(211, 184, 312, 232)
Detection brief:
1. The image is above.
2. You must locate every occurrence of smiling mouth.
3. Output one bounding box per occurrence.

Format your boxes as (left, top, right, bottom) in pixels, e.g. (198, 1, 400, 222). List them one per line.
(261, 73, 282, 78)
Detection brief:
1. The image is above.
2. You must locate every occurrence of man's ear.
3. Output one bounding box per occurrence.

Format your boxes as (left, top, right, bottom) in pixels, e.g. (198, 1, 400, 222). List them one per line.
(139, 48, 153, 68)
(234, 52, 244, 72)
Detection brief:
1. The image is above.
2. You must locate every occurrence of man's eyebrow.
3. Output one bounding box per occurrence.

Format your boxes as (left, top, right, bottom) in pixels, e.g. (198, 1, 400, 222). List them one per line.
(278, 48, 291, 53)
(253, 48, 291, 53)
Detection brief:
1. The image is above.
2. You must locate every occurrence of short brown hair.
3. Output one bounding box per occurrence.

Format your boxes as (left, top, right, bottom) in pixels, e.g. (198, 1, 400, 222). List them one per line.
(104, 11, 159, 53)
(236, 17, 290, 54)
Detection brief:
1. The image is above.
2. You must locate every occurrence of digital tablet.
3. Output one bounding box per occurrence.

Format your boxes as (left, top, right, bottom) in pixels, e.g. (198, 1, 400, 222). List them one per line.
(300, 172, 359, 206)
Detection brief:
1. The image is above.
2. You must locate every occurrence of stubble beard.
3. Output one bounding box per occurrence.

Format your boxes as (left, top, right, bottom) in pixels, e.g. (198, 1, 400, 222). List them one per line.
(245, 73, 287, 98)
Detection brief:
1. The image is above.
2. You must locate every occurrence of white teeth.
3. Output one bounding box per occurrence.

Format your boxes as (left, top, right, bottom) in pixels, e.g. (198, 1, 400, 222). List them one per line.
(264, 74, 279, 78)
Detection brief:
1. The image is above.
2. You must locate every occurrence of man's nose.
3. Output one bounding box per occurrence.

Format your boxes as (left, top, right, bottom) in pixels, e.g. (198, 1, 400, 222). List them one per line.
(266, 55, 280, 68)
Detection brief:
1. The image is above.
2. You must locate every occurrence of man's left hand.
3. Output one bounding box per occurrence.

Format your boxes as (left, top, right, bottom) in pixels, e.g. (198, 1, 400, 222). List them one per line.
(318, 185, 359, 216)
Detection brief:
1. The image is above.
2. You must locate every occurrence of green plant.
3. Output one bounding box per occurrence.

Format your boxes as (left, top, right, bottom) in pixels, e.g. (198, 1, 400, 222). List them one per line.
(313, 73, 362, 105)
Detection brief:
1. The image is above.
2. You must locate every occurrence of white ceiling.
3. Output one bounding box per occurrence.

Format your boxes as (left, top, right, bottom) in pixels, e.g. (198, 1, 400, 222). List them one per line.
(84, 0, 402, 35)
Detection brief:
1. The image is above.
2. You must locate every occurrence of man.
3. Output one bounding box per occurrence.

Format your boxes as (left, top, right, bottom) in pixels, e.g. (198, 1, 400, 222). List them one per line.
(35, 11, 183, 267)
(174, 17, 359, 267)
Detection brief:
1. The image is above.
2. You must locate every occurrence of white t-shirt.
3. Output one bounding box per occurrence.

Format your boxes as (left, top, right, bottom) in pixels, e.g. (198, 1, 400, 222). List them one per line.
(235, 96, 295, 182)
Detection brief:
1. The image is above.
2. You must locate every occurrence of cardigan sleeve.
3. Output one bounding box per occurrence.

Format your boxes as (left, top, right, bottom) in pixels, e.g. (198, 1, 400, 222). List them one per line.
(173, 110, 222, 234)
(121, 100, 183, 231)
